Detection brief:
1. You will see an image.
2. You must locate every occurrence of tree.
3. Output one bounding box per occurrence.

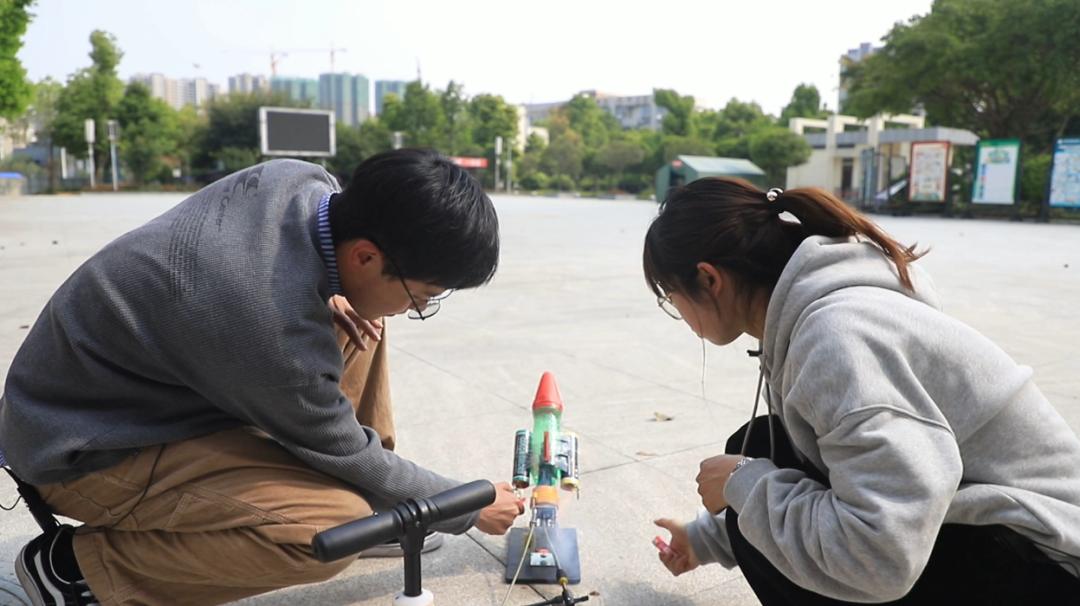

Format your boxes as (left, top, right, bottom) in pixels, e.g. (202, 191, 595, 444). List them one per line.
(780, 84, 828, 126)
(710, 98, 772, 158)
(52, 30, 125, 183)
(192, 90, 301, 173)
(173, 105, 205, 181)
(381, 81, 446, 148)
(327, 119, 393, 184)
(844, 0, 1080, 147)
(564, 93, 617, 149)
(524, 132, 547, 154)
(597, 138, 646, 182)
(658, 135, 715, 164)
(117, 82, 179, 185)
(0, 0, 34, 120)
(30, 78, 62, 190)
(439, 81, 473, 155)
(654, 89, 696, 137)
(748, 126, 811, 186)
(469, 93, 517, 152)
(541, 130, 584, 183)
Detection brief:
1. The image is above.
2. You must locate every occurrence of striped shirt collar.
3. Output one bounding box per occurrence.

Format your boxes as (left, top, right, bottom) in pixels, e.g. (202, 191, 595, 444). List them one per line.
(316, 193, 343, 296)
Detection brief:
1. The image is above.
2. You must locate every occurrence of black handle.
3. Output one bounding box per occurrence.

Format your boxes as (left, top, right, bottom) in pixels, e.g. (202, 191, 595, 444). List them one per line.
(312, 480, 496, 562)
(313, 508, 401, 562)
(425, 479, 497, 522)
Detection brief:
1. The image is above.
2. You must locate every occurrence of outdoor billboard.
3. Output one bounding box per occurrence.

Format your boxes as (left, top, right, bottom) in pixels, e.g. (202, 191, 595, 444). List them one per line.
(259, 107, 335, 158)
(972, 139, 1020, 205)
(1049, 138, 1080, 208)
(909, 141, 950, 202)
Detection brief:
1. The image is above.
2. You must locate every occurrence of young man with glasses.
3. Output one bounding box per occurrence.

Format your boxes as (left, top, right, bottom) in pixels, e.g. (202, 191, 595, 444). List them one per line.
(1, 149, 524, 605)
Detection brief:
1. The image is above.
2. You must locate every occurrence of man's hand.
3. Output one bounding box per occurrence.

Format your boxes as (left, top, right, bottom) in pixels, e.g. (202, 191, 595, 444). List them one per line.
(475, 482, 525, 535)
(654, 518, 701, 576)
(696, 454, 745, 514)
(329, 295, 382, 353)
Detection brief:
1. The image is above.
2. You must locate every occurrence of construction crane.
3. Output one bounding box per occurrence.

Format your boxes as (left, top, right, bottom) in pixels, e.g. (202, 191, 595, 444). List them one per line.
(229, 46, 349, 77)
(270, 45, 348, 76)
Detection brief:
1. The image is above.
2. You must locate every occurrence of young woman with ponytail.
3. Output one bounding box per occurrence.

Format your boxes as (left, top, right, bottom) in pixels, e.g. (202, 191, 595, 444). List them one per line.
(646, 178, 1080, 604)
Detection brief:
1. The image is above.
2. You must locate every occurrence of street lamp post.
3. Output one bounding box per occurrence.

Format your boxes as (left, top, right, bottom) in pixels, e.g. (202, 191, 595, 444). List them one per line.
(84, 119, 96, 189)
(108, 120, 120, 192)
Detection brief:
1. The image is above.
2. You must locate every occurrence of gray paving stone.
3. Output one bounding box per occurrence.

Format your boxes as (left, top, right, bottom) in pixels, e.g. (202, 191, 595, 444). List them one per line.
(2, 192, 1079, 605)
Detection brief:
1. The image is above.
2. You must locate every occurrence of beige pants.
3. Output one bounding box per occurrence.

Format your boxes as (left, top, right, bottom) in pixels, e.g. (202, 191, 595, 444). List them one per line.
(37, 322, 394, 606)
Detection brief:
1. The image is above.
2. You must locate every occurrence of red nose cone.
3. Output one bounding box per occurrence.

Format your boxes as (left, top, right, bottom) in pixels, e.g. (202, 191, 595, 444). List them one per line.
(532, 372, 564, 413)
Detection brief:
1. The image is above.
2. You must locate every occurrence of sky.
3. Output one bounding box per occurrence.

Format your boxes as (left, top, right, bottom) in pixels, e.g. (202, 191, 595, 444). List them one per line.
(19, 0, 934, 116)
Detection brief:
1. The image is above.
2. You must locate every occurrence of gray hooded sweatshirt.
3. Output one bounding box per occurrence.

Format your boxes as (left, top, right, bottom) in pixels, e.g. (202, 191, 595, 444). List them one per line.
(686, 235, 1080, 602)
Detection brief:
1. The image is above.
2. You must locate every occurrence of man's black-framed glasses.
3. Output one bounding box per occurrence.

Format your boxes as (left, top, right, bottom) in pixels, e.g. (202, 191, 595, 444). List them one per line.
(369, 237, 451, 321)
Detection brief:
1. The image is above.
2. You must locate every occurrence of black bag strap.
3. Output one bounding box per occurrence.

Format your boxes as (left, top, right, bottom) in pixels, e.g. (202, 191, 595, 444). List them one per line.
(3, 467, 59, 533)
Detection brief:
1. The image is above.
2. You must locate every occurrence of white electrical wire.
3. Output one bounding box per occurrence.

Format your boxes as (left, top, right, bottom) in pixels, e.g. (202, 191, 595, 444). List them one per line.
(499, 524, 535, 606)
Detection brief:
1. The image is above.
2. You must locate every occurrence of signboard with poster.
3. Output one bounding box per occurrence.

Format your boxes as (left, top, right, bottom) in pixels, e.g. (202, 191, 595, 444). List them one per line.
(972, 139, 1021, 205)
(909, 141, 950, 202)
(1049, 138, 1080, 208)
(449, 156, 489, 169)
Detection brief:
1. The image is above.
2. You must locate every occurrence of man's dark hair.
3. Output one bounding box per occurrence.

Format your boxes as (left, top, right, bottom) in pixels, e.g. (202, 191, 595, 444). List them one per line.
(329, 148, 499, 289)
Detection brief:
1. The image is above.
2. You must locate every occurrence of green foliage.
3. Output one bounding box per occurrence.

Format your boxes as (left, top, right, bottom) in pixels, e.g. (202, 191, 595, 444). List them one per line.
(748, 127, 812, 186)
(654, 89, 696, 137)
(550, 174, 575, 191)
(711, 99, 771, 158)
(779, 84, 828, 126)
(524, 133, 547, 154)
(51, 30, 125, 183)
(117, 82, 179, 184)
(1020, 152, 1052, 210)
(659, 136, 714, 164)
(597, 138, 646, 176)
(327, 119, 393, 183)
(844, 0, 1080, 150)
(563, 94, 618, 148)
(469, 92, 517, 152)
(381, 81, 445, 148)
(0, 0, 34, 119)
(192, 90, 302, 171)
(518, 171, 550, 191)
(29, 77, 61, 140)
(440, 81, 473, 155)
(541, 130, 584, 181)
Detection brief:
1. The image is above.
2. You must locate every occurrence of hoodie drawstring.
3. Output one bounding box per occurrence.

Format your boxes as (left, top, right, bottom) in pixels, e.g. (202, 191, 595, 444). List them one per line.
(743, 341, 776, 460)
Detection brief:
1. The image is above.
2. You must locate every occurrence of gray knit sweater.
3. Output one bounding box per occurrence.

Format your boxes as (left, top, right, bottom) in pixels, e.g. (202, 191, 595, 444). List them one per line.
(0, 160, 475, 532)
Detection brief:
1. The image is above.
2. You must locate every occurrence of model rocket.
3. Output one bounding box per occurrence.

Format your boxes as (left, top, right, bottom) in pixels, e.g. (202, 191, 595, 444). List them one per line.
(513, 372, 580, 504)
(506, 372, 583, 584)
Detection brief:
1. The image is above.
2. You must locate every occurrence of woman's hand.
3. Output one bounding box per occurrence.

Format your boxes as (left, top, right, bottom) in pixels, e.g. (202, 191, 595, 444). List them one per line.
(654, 518, 701, 576)
(696, 454, 745, 514)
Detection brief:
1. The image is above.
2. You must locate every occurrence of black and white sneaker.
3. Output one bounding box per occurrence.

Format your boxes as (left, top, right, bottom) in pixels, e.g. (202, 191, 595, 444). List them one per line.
(15, 525, 99, 606)
(357, 530, 444, 558)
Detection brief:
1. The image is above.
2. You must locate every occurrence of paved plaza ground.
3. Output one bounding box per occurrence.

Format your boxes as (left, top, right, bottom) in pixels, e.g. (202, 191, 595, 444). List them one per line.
(1, 191, 1078, 605)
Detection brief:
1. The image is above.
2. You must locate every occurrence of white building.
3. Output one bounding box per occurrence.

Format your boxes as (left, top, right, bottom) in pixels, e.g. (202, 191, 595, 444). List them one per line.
(228, 73, 269, 95)
(522, 90, 666, 131)
(586, 90, 665, 130)
(129, 73, 219, 109)
(514, 105, 549, 152)
(786, 113, 978, 206)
